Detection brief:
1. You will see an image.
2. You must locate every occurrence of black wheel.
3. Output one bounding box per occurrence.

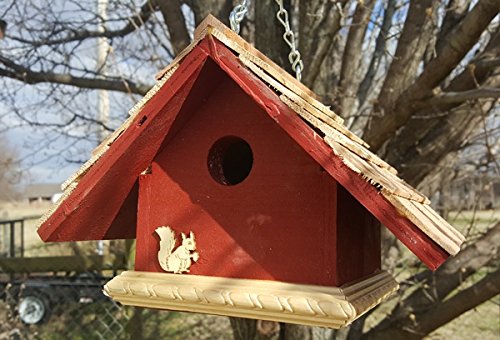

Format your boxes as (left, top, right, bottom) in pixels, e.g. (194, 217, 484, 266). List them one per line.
(18, 293, 51, 325)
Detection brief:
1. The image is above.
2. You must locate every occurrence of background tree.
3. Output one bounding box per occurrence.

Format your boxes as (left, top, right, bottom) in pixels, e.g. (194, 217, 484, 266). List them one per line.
(0, 0, 498, 339)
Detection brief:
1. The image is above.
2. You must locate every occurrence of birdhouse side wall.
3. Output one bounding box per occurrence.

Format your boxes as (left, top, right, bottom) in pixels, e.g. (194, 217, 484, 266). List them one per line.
(336, 185, 381, 284)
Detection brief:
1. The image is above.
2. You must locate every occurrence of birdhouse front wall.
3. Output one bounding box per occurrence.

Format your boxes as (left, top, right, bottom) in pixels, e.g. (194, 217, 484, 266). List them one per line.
(135, 60, 380, 286)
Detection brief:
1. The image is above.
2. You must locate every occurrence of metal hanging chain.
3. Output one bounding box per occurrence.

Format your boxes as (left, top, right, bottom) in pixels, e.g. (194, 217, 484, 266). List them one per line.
(230, 0, 304, 82)
(275, 0, 304, 81)
(229, 0, 249, 34)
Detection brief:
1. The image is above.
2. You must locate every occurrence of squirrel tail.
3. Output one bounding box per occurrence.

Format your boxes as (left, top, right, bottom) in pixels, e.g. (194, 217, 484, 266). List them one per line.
(155, 226, 175, 271)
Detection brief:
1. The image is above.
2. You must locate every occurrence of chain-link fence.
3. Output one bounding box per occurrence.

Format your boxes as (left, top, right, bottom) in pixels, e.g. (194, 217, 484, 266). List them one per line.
(0, 272, 232, 339)
(0, 216, 231, 339)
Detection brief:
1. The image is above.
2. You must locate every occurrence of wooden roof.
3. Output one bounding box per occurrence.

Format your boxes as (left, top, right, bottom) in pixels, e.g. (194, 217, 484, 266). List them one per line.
(37, 15, 464, 270)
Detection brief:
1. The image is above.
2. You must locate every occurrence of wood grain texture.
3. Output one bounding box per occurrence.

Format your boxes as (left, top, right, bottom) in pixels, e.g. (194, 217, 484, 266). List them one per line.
(104, 270, 399, 329)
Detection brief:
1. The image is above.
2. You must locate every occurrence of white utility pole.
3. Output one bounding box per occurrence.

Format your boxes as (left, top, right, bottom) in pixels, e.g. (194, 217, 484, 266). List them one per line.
(96, 0, 110, 256)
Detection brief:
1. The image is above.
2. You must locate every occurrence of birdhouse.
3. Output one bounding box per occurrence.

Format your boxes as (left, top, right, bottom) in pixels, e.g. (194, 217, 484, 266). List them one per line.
(37, 16, 465, 328)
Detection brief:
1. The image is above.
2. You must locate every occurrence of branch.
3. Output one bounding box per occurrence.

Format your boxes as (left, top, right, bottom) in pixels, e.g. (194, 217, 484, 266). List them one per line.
(357, 0, 397, 106)
(364, 0, 500, 151)
(337, 0, 375, 115)
(364, 221, 500, 340)
(0, 56, 151, 95)
(187, 1, 233, 26)
(300, 0, 346, 88)
(0, 19, 6, 40)
(418, 87, 500, 109)
(409, 0, 500, 96)
(435, 0, 471, 56)
(376, 0, 437, 109)
(8, 0, 157, 47)
(415, 268, 500, 335)
(157, 0, 191, 55)
(446, 25, 500, 92)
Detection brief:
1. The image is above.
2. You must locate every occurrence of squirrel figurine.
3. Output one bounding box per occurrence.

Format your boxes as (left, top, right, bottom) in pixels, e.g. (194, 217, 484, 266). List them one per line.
(155, 226, 199, 274)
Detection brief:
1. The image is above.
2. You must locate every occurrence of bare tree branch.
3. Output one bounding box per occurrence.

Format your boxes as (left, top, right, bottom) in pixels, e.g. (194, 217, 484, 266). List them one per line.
(435, 0, 471, 56)
(186, 0, 233, 26)
(357, 0, 397, 106)
(418, 87, 500, 109)
(415, 268, 500, 335)
(363, 221, 500, 339)
(157, 0, 191, 55)
(364, 0, 500, 151)
(299, 0, 346, 88)
(7, 0, 157, 47)
(382, 27, 500, 183)
(337, 0, 375, 116)
(0, 56, 151, 95)
(375, 0, 437, 109)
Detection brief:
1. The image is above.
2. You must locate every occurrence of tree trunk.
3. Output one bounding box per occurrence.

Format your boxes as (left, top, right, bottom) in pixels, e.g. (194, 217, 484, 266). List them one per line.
(255, 0, 293, 75)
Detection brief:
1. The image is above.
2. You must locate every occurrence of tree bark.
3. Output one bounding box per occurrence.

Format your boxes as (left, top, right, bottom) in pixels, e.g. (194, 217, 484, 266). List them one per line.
(357, 0, 397, 106)
(255, 0, 292, 74)
(383, 28, 500, 183)
(363, 0, 437, 149)
(157, 0, 191, 55)
(0, 56, 151, 95)
(230, 318, 280, 340)
(337, 0, 375, 116)
(299, 0, 345, 88)
(188, 0, 233, 26)
(364, 0, 500, 151)
(415, 269, 500, 335)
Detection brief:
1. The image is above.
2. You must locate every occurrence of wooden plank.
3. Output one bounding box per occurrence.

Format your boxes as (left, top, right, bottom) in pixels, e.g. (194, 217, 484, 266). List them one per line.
(281, 95, 397, 173)
(420, 204, 466, 242)
(205, 37, 451, 270)
(325, 138, 429, 203)
(238, 55, 365, 146)
(382, 194, 462, 255)
(105, 270, 398, 329)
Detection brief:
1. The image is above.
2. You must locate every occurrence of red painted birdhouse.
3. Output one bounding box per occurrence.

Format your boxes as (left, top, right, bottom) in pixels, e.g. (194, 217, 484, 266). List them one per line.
(37, 16, 465, 328)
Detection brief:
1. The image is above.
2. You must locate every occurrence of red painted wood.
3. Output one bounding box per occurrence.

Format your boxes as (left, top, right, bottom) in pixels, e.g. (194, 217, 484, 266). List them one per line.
(336, 186, 381, 283)
(201, 36, 449, 270)
(135, 174, 154, 271)
(135, 69, 340, 286)
(37, 44, 210, 242)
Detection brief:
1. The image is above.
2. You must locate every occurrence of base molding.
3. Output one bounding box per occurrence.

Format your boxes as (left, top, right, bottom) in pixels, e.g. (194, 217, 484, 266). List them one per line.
(104, 271, 398, 328)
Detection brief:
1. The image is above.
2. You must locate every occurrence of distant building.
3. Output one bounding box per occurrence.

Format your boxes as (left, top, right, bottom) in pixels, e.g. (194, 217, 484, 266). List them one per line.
(23, 183, 61, 204)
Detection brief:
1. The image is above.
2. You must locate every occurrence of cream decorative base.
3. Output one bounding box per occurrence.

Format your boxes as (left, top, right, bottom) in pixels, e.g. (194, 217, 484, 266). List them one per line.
(104, 270, 398, 328)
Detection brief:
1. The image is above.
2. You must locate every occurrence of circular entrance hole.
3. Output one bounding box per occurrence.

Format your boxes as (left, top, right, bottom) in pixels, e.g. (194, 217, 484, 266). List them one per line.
(207, 136, 253, 186)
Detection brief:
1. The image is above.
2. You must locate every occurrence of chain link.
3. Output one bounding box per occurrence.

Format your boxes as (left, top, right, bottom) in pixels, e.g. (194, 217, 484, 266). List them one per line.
(275, 0, 303, 81)
(229, 0, 249, 34)
(230, 0, 304, 82)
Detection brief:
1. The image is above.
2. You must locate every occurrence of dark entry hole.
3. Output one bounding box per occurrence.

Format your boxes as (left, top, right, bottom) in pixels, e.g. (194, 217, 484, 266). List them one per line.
(207, 136, 253, 186)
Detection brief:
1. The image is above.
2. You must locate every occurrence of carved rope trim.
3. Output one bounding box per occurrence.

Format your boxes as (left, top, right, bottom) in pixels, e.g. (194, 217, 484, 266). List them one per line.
(104, 271, 398, 328)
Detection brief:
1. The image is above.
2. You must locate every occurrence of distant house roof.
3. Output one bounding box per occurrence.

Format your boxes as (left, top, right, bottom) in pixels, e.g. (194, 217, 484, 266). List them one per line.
(37, 15, 464, 270)
(24, 183, 61, 199)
